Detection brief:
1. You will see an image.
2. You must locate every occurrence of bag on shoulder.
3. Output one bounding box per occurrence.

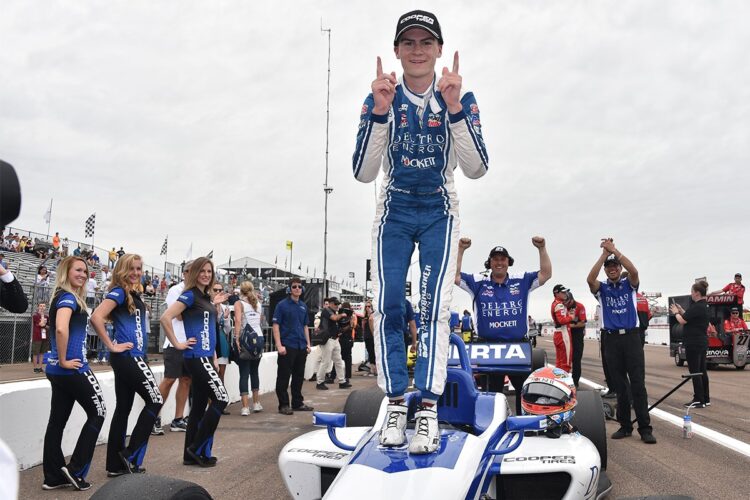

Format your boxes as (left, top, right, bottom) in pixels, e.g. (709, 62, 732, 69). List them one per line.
(239, 323, 263, 361)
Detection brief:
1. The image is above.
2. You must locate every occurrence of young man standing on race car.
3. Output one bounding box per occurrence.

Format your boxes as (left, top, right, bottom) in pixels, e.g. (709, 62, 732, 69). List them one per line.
(455, 237, 551, 415)
(550, 284, 574, 373)
(587, 239, 656, 444)
(353, 10, 488, 453)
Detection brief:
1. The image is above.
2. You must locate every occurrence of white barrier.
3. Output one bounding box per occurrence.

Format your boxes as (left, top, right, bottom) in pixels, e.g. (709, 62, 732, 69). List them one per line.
(0, 343, 365, 470)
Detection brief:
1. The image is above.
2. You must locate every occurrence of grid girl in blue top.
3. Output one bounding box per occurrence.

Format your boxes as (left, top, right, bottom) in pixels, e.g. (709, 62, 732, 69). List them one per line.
(41, 256, 106, 492)
(160, 257, 230, 467)
(91, 253, 163, 476)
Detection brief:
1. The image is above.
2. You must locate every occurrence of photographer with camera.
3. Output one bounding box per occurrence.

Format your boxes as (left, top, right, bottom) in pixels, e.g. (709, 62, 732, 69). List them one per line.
(315, 298, 351, 390)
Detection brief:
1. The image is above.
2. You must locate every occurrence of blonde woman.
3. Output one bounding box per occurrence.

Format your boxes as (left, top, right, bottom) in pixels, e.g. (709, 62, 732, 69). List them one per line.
(91, 254, 163, 476)
(234, 281, 264, 415)
(42, 257, 106, 491)
(161, 257, 229, 467)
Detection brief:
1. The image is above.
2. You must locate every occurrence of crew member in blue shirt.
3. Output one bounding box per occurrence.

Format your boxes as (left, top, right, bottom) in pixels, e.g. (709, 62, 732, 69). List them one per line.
(42, 256, 106, 492)
(161, 257, 230, 467)
(587, 239, 656, 444)
(91, 253, 163, 476)
(456, 236, 551, 414)
(460, 310, 474, 342)
(272, 277, 313, 415)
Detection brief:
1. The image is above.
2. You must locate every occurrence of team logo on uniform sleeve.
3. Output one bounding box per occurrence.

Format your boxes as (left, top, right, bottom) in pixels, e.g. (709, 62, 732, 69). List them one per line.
(509, 283, 521, 296)
(60, 298, 76, 306)
(360, 104, 368, 116)
(179, 294, 189, 301)
(470, 104, 479, 114)
(427, 113, 441, 127)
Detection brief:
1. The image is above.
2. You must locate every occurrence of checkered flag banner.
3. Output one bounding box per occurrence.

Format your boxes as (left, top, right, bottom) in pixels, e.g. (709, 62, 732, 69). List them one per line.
(160, 236, 168, 256)
(84, 213, 96, 238)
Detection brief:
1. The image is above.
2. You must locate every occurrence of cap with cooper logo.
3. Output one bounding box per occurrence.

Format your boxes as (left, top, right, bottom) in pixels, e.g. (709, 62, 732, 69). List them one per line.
(394, 10, 443, 46)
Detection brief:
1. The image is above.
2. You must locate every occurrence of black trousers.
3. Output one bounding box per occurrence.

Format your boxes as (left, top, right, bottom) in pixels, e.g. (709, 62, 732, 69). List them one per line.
(364, 335, 376, 364)
(685, 345, 709, 404)
(571, 330, 585, 387)
(604, 332, 651, 433)
(340, 335, 353, 380)
(183, 357, 228, 460)
(600, 331, 613, 390)
(276, 347, 308, 409)
(106, 355, 163, 471)
(43, 370, 106, 483)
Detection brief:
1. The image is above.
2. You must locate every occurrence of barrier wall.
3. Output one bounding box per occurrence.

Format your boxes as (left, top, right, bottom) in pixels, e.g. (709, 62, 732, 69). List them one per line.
(0, 343, 365, 470)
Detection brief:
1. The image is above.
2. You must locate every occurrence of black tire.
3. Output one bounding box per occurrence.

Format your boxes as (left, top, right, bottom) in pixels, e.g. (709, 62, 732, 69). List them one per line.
(571, 390, 608, 470)
(342, 386, 385, 427)
(90, 474, 212, 500)
(674, 352, 684, 367)
(736, 364, 746, 370)
(531, 348, 547, 371)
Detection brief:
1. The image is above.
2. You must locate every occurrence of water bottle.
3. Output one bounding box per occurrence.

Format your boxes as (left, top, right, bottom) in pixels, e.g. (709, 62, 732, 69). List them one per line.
(682, 414, 693, 439)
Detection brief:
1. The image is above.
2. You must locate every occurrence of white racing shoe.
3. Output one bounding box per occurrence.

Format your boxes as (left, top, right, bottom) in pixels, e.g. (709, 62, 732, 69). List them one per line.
(379, 402, 408, 447)
(408, 406, 439, 454)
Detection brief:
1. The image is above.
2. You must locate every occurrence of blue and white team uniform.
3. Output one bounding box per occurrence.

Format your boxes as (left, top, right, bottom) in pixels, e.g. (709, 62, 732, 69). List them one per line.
(459, 271, 541, 414)
(104, 287, 163, 474)
(43, 291, 106, 488)
(353, 78, 488, 401)
(178, 288, 229, 464)
(459, 271, 541, 342)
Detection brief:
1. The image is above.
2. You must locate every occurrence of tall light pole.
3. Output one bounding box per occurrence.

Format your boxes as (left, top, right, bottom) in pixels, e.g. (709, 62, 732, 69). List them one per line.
(321, 22, 332, 303)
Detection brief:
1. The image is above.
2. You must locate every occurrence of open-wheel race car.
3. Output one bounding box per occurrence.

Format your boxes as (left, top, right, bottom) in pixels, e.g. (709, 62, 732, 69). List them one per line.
(669, 294, 749, 370)
(279, 334, 611, 499)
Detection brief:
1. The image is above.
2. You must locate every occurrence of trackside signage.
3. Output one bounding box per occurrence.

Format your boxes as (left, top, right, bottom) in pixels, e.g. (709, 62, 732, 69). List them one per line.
(447, 343, 531, 366)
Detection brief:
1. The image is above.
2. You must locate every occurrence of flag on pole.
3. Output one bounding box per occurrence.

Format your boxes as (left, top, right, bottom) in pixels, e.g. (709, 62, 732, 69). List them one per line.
(286, 240, 293, 250)
(84, 213, 96, 238)
(228, 255, 232, 267)
(298, 262, 302, 271)
(274, 255, 278, 265)
(160, 236, 168, 255)
(206, 250, 214, 259)
(43, 199, 52, 224)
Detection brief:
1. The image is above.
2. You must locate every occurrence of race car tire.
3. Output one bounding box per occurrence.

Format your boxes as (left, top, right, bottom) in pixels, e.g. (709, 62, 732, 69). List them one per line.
(343, 386, 385, 427)
(531, 348, 547, 371)
(90, 474, 212, 499)
(674, 353, 684, 367)
(736, 364, 746, 370)
(571, 389, 607, 470)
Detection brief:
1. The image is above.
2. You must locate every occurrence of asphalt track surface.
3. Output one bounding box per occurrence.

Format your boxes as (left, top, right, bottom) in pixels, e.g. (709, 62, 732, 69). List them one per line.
(16, 337, 750, 499)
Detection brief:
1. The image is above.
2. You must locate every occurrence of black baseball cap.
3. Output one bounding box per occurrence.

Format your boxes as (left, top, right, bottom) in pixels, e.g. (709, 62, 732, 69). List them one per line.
(488, 246, 515, 266)
(735, 273, 742, 278)
(731, 307, 740, 312)
(604, 255, 621, 267)
(553, 284, 569, 294)
(394, 10, 443, 46)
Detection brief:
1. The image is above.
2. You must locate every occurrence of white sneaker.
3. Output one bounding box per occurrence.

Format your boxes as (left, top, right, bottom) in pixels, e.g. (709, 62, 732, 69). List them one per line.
(379, 403, 407, 447)
(408, 406, 440, 454)
(253, 402, 263, 413)
(240, 407, 250, 416)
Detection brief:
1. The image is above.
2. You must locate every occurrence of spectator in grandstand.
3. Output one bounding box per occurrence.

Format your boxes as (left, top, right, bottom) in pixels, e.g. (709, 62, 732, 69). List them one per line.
(144, 281, 156, 297)
(100, 265, 111, 288)
(159, 277, 168, 293)
(160, 257, 229, 467)
(73, 245, 81, 257)
(108, 248, 117, 268)
(670, 280, 710, 409)
(709, 273, 745, 314)
(0, 253, 6, 269)
(35, 265, 52, 305)
(273, 277, 314, 415)
(142, 270, 151, 287)
(42, 256, 105, 491)
(61, 237, 69, 257)
(91, 253, 163, 476)
(52, 232, 60, 253)
(9, 236, 19, 252)
(18, 236, 28, 252)
(234, 281, 265, 415)
(86, 272, 97, 307)
(32, 302, 50, 373)
(117, 247, 125, 260)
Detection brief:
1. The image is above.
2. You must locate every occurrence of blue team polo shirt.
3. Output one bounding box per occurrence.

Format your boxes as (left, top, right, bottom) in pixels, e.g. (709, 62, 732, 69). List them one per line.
(106, 287, 147, 356)
(461, 314, 472, 331)
(459, 271, 540, 341)
(177, 288, 217, 358)
(595, 277, 639, 330)
(47, 291, 89, 375)
(272, 297, 308, 350)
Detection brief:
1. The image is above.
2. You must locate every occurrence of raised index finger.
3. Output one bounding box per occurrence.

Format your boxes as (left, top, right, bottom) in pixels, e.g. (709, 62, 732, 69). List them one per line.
(376, 56, 383, 77)
(452, 51, 459, 74)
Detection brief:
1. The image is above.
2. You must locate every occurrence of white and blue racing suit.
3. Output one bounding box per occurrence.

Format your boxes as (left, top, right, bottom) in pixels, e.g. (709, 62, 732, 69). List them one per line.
(353, 77, 488, 400)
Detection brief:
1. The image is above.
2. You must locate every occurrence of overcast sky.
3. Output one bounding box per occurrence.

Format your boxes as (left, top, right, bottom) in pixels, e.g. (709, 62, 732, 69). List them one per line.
(2, 0, 748, 319)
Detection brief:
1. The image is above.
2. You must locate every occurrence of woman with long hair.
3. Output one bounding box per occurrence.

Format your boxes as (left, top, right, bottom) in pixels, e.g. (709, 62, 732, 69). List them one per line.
(234, 281, 264, 415)
(160, 257, 229, 467)
(42, 256, 107, 491)
(91, 254, 163, 477)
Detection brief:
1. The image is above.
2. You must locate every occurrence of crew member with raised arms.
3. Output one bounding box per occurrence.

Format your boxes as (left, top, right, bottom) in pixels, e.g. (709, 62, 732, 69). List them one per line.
(455, 237, 551, 414)
(160, 257, 229, 467)
(353, 9, 489, 454)
(91, 253, 163, 476)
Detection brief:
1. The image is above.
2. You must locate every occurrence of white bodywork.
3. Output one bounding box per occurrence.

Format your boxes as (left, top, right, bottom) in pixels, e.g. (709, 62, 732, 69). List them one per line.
(279, 393, 604, 500)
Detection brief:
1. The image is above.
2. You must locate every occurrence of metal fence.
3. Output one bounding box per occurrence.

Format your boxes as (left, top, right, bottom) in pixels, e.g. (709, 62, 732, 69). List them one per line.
(0, 281, 280, 365)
